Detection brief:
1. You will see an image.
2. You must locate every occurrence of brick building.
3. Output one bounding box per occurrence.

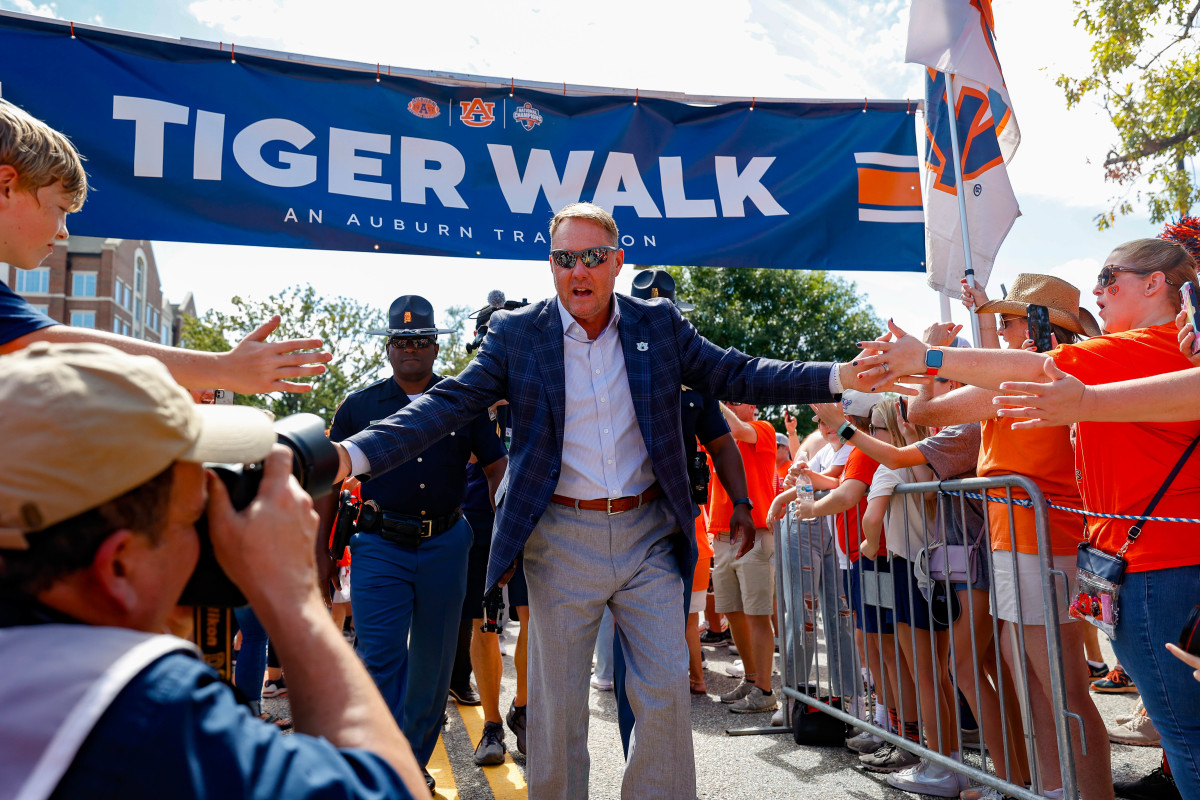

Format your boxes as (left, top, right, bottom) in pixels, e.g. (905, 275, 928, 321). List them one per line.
(2, 238, 192, 345)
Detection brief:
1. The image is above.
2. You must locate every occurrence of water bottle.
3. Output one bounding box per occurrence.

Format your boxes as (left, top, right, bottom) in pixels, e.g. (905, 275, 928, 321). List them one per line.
(796, 478, 816, 521)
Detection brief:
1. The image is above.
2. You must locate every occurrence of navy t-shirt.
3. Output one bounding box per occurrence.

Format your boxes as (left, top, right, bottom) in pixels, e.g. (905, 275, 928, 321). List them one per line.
(0, 278, 57, 346)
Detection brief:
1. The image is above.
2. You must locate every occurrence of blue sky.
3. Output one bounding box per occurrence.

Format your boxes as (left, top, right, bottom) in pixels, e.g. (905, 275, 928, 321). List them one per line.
(2, 0, 1160, 342)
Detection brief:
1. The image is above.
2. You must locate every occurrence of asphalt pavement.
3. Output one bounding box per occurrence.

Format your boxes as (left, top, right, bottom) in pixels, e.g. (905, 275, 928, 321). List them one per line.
(262, 621, 1158, 799)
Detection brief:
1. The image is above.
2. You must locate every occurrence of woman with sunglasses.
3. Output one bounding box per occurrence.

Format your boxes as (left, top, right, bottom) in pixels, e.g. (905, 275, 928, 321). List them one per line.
(896, 274, 1110, 800)
(858, 241, 1200, 800)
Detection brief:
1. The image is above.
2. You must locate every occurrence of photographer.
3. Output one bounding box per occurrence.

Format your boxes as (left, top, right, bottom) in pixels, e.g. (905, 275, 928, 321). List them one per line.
(0, 343, 426, 800)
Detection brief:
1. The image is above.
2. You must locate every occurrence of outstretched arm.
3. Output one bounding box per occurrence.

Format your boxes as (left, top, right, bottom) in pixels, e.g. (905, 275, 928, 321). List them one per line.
(854, 320, 1050, 391)
(4, 314, 332, 394)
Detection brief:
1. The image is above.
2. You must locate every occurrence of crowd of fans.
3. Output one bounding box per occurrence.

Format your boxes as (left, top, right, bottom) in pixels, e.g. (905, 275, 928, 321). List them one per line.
(3, 92, 1200, 800)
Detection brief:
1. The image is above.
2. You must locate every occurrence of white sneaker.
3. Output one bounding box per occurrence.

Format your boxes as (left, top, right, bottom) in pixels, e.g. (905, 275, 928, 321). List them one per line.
(771, 707, 785, 727)
(1107, 707, 1160, 747)
(590, 676, 613, 691)
(726, 659, 745, 678)
(730, 686, 778, 714)
(886, 759, 968, 798)
(1113, 697, 1144, 726)
(845, 729, 884, 754)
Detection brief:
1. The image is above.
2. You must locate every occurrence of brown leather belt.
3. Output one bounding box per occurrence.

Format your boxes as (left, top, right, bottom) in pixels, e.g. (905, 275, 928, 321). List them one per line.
(551, 483, 662, 515)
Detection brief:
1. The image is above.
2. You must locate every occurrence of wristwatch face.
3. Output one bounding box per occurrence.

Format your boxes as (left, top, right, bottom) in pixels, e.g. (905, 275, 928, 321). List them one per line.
(925, 348, 944, 370)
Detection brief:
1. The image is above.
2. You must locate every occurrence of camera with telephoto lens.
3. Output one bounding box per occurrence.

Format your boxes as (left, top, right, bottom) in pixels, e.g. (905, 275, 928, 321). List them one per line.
(179, 413, 340, 608)
(466, 290, 529, 353)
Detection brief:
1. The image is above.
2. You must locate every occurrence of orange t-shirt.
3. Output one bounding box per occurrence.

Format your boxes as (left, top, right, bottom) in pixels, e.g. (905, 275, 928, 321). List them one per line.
(978, 418, 1084, 555)
(693, 505, 714, 592)
(1051, 324, 1200, 572)
(775, 460, 792, 495)
(708, 419, 777, 532)
(836, 447, 884, 563)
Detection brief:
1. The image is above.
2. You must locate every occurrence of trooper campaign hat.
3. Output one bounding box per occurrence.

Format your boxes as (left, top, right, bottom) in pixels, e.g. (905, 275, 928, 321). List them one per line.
(0, 343, 276, 549)
(368, 295, 455, 337)
(630, 269, 696, 312)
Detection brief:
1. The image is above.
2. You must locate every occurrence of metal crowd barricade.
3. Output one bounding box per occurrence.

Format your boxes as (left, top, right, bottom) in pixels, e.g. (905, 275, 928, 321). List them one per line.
(761, 475, 1082, 800)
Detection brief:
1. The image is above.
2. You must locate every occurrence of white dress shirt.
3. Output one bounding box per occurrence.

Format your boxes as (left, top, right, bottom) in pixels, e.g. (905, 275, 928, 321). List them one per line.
(554, 298, 655, 500)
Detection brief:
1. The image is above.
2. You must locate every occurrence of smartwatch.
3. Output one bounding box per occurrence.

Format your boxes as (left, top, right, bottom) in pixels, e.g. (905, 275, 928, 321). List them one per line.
(837, 422, 857, 442)
(731, 497, 754, 511)
(924, 347, 945, 376)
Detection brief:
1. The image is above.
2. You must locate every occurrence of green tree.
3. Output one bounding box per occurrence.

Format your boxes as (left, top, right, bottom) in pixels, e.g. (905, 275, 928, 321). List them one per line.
(434, 304, 476, 377)
(1059, 1, 1200, 227)
(181, 284, 386, 423)
(657, 266, 885, 433)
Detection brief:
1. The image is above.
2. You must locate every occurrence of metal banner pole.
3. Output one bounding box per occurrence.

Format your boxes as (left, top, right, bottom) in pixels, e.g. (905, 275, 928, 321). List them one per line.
(943, 72, 984, 347)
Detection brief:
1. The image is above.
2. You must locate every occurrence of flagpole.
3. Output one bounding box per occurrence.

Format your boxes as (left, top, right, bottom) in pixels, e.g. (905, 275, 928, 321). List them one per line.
(943, 72, 983, 347)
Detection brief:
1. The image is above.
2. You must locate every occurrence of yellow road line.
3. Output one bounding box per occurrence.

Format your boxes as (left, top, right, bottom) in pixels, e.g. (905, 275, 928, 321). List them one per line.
(427, 731, 459, 799)
(454, 701, 528, 799)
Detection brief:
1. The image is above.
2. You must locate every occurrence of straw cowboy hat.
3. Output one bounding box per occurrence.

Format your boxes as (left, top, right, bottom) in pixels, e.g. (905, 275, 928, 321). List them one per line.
(975, 273, 1102, 337)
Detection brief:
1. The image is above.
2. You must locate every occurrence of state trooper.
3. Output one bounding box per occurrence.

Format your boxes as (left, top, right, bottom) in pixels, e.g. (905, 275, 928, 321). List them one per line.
(329, 295, 507, 794)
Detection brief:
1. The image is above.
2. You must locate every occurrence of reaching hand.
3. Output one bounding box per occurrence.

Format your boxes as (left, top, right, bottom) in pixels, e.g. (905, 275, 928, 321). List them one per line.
(222, 315, 334, 395)
(851, 320, 932, 394)
(923, 322, 962, 348)
(993, 359, 1083, 429)
(766, 495, 789, 525)
(809, 402, 845, 431)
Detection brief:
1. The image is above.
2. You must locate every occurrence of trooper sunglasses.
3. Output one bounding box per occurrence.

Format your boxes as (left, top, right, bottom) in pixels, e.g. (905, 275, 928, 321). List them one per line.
(550, 245, 619, 269)
(388, 336, 436, 350)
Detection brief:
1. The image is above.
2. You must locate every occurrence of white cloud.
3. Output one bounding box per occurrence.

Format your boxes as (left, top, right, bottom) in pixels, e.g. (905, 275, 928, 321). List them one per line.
(11, 0, 60, 18)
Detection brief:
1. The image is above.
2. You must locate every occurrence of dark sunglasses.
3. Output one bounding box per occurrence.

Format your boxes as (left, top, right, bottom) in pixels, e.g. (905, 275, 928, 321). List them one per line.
(388, 336, 436, 350)
(1097, 264, 1153, 288)
(550, 245, 618, 269)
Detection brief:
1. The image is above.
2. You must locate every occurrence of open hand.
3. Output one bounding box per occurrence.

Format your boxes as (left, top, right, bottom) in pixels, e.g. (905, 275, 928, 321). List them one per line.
(993, 359, 1082, 428)
(222, 315, 334, 395)
(923, 322, 963, 348)
(851, 320, 932, 393)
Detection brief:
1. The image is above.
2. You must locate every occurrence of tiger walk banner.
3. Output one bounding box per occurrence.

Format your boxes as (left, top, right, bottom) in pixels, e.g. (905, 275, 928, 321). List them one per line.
(0, 11, 925, 272)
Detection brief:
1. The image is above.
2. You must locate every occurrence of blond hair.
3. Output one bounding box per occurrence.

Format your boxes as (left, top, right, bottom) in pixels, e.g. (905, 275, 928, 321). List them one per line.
(0, 100, 88, 211)
(549, 202, 618, 246)
(1110, 238, 1200, 308)
(875, 394, 938, 519)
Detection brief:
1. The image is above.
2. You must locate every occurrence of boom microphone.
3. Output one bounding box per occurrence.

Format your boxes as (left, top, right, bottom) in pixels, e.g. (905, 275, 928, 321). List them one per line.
(487, 289, 506, 309)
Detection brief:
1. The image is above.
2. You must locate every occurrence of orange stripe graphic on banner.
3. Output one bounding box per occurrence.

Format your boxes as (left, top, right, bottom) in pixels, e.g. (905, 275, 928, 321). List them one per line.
(857, 167, 921, 208)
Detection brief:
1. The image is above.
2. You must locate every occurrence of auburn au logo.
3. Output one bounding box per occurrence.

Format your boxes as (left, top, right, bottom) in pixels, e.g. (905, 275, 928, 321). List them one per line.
(459, 98, 495, 127)
(407, 97, 440, 119)
(923, 68, 1003, 197)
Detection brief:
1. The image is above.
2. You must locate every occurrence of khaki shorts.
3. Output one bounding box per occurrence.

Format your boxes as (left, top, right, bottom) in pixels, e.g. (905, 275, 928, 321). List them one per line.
(990, 551, 1076, 625)
(690, 590, 707, 614)
(712, 530, 775, 616)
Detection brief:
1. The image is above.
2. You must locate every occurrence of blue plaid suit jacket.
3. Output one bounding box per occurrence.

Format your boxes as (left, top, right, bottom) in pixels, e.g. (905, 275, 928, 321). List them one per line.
(345, 294, 837, 591)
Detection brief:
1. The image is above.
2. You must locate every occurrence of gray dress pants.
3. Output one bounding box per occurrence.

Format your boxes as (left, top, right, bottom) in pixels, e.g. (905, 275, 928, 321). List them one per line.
(522, 498, 695, 800)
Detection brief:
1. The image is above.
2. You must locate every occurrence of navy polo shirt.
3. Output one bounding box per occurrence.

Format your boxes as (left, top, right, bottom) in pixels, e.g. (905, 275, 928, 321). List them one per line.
(681, 388, 729, 451)
(330, 374, 506, 517)
(0, 278, 57, 346)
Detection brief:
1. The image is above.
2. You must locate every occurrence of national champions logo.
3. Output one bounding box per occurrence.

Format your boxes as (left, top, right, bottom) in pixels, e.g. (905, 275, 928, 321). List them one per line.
(512, 102, 543, 131)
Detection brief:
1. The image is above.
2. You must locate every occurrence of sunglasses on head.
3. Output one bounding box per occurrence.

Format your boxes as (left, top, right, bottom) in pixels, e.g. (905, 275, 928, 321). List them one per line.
(1097, 264, 1155, 288)
(550, 245, 618, 269)
(388, 336, 436, 350)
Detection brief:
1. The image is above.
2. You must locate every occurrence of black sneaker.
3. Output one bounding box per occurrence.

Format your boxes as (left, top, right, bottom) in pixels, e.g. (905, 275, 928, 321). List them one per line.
(505, 700, 527, 755)
(1114, 767, 1180, 800)
(474, 721, 506, 766)
(423, 768, 436, 792)
(699, 628, 732, 647)
(1088, 661, 1110, 682)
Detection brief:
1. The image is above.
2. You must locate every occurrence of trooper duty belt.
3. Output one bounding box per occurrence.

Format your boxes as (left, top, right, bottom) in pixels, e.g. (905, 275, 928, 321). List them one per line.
(378, 508, 463, 547)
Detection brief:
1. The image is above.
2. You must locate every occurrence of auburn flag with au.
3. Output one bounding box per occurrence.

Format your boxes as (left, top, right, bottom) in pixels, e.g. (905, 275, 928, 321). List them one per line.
(906, 0, 1020, 296)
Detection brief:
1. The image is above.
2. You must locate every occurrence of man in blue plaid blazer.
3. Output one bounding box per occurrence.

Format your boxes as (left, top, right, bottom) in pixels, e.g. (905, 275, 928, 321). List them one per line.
(333, 203, 872, 799)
